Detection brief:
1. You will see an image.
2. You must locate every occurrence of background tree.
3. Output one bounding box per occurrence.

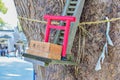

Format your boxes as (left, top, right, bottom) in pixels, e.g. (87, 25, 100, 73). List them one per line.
(14, 0, 120, 80)
(0, 0, 7, 26)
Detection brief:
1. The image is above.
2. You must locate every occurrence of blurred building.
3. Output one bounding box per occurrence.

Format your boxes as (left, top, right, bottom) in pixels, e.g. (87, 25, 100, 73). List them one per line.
(0, 25, 27, 52)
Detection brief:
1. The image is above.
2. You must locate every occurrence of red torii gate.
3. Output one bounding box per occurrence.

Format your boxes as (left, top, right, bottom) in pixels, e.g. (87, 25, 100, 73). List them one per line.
(44, 15, 76, 59)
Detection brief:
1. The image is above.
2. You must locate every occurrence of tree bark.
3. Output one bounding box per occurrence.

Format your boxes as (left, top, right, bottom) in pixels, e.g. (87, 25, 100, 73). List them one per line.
(14, 0, 120, 80)
(14, 0, 73, 80)
(72, 0, 120, 80)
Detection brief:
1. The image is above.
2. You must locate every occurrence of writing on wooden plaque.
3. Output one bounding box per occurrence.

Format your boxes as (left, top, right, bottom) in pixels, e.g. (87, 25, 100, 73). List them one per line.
(27, 40, 62, 60)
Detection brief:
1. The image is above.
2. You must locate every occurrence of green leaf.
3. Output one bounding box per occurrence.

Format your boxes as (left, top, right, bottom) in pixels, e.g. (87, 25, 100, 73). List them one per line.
(0, 0, 8, 14)
(0, 0, 7, 26)
(0, 17, 5, 26)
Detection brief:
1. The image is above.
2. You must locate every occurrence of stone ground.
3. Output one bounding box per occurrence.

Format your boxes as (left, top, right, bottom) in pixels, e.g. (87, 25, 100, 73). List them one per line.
(0, 57, 33, 80)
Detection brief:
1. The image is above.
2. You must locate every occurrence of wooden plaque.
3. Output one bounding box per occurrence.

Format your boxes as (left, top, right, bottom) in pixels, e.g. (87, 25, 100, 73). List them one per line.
(27, 40, 62, 60)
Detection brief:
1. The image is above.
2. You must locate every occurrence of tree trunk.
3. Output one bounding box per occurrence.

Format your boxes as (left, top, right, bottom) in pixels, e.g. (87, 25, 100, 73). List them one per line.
(14, 0, 120, 80)
(73, 0, 120, 80)
(14, 0, 73, 80)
